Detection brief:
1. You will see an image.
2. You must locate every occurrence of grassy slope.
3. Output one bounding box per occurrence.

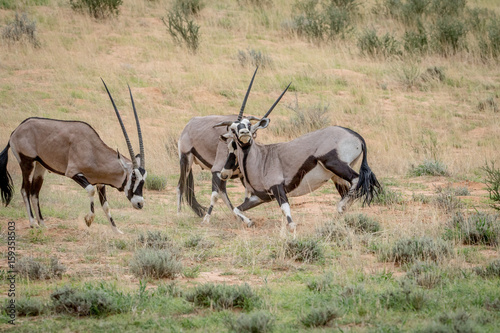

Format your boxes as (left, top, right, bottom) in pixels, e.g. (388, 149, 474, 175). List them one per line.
(0, 0, 499, 331)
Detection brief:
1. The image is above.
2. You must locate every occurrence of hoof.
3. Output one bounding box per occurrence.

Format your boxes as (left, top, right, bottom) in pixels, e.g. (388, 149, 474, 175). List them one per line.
(202, 215, 211, 224)
(288, 222, 297, 232)
(112, 226, 124, 234)
(246, 220, 255, 228)
(84, 214, 94, 227)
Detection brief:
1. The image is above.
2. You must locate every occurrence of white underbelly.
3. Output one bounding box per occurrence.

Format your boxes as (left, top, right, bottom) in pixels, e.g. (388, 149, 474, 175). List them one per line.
(287, 163, 333, 197)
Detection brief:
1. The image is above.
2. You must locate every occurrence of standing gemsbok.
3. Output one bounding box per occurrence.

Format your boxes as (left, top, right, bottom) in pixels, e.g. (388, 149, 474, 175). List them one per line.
(209, 90, 381, 230)
(0, 79, 147, 234)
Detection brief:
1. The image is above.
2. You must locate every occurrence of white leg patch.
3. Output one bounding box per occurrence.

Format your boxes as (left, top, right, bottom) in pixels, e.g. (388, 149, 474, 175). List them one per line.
(233, 207, 253, 227)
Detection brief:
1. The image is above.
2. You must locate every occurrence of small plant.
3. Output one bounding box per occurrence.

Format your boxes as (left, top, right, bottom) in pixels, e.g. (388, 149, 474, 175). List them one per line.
(162, 8, 200, 53)
(446, 212, 499, 246)
(382, 237, 452, 264)
(69, 0, 123, 19)
(157, 281, 183, 297)
(137, 230, 171, 249)
(474, 259, 500, 278)
(316, 219, 350, 246)
(173, 0, 204, 16)
(403, 22, 429, 55)
(379, 282, 427, 311)
(50, 285, 129, 316)
(227, 310, 275, 333)
(432, 16, 468, 56)
(306, 273, 335, 292)
(482, 161, 500, 210)
(2, 12, 40, 48)
(477, 96, 499, 113)
(185, 283, 259, 310)
(344, 214, 381, 233)
(285, 238, 323, 263)
(405, 261, 442, 289)
(184, 235, 214, 249)
(300, 306, 340, 327)
(183, 265, 200, 278)
(16, 257, 66, 280)
(358, 29, 402, 58)
(130, 248, 182, 279)
(433, 187, 463, 213)
(408, 159, 448, 176)
(237, 48, 274, 69)
(2, 297, 45, 317)
(145, 174, 167, 191)
(371, 186, 403, 206)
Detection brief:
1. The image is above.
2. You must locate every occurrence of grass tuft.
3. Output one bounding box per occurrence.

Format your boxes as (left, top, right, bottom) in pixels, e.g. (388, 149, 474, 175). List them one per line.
(445, 212, 499, 246)
(227, 310, 275, 333)
(343, 213, 381, 233)
(145, 174, 167, 191)
(284, 238, 323, 263)
(381, 237, 453, 264)
(2, 12, 40, 48)
(185, 283, 259, 311)
(130, 248, 183, 279)
(70, 0, 123, 20)
(409, 159, 448, 177)
(16, 257, 66, 280)
(300, 306, 340, 327)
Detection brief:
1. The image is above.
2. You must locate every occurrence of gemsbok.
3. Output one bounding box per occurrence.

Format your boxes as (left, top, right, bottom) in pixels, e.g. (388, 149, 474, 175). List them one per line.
(177, 67, 262, 220)
(209, 91, 381, 231)
(0, 80, 147, 234)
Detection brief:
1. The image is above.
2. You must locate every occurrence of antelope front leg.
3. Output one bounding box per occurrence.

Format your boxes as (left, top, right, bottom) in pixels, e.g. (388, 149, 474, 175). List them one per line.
(97, 185, 123, 234)
(72, 174, 96, 228)
(270, 184, 296, 231)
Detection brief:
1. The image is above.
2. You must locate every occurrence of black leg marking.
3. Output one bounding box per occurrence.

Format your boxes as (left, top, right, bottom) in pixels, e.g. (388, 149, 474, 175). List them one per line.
(19, 155, 36, 226)
(319, 149, 359, 183)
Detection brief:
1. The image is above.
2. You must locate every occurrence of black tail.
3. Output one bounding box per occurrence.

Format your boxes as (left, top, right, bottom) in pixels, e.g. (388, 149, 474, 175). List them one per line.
(354, 142, 381, 206)
(0, 143, 14, 206)
(178, 153, 206, 217)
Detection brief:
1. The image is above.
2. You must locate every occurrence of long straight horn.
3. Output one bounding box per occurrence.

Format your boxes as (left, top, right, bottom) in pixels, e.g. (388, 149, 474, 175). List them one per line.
(238, 66, 258, 121)
(128, 84, 144, 169)
(101, 78, 138, 169)
(262, 82, 291, 119)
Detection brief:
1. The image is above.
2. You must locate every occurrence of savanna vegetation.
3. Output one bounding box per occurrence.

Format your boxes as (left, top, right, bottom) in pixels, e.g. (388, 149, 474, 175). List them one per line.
(0, 0, 500, 331)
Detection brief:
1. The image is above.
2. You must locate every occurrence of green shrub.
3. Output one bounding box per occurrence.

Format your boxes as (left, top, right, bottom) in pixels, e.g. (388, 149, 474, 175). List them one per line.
(446, 212, 500, 246)
(185, 283, 259, 311)
(17, 257, 66, 280)
(404, 21, 429, 54)
(1, 12, 40, 48)
(474, 259, 500, 278)
(184, 235, 214, 249)
(130, 248, 182, 279)
(408, 159, 448, 176)
(344, 214, 381, 233)
(157, 281, 183, 297)
(0, 0, 16, 9)
(162, 8, 200, 53)
(69, 0, 123, 19)
(285, 239, 323, 263)
(316, 219, 350, 246)
(482, 161, 500, 210)
(238, 48, 274, 69)
(358, 29, 402, 58)
(430, 0, 466, 17)
(51, 284, 130, 316)
(383, 237, 452, 264)
(300, 306, 340, 327)
(433, 188, 463, 213)
(405, 261, 442, 289)
(432, 16, 468, 56)
(306, 273, 335, 292)
(2, 297, 45, 317)
(145, 174, 167, 191)
(379, 283, 427, 311)
(137, 230, 172, 249)
(371, 186, 404, 206)
(227, 310, 275, 333)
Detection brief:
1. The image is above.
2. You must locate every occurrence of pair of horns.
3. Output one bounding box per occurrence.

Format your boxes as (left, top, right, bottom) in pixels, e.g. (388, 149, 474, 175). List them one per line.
(101, 78, 145, 170)
(215, 67, 291, 128)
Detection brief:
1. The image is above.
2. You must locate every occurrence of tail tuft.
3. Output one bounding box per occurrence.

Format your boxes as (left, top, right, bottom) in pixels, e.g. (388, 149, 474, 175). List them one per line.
(354, 142, 381, 206)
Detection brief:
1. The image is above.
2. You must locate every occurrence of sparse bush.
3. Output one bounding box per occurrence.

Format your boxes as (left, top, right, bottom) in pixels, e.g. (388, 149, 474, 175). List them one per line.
(344, 214, 381, 233)
(51, 284, 129, 316)
(2, 12, 40, 48)
(69, 0, 123, 19)
(162, 8, 200, 53)
(408, 159, 448, 176)
(145, 174, 167, 191)
(421, 66, 446, 83)
(184, 235, 214, 249)
(405, 261, 442, 289)
(285, 239, 323, 263)
(358, 29, 402, 58)
(306, 273, 335, 292)
(485, 298, 500, 311)
(433, 311, 476, 333)
(272, 96, 329, 137)
(316, 219, 350, 246)
(477, 96, 499, 113)
(434, 187, 463, 212)
(379, 283, 427, 311)
(185, 283, 259, 310)
(157, 281, 183, 297)
(404, 22, 429, 54)
(238, 48, 274, 69)
(382, 237, 452, 264)
(482, 161, 500, 210)
(2, 297, 45, 317)
(173, 0, 204, 16)
(137, 230, 172, 249)
(432, 17, 468, 56)
(300, 306, 340, 327)
(227, 310, 275, 333)
(130, 248, 182, 279)
(17, 257, 66, 280)
(446, 212, 500, 246)
(430, 0, 466, 17)
(474, 259, 500, 278)
(372, 186, 404, 206)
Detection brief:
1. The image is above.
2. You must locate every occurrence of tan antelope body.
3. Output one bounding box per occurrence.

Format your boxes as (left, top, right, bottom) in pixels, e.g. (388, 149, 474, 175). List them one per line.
(0, 81, 146, 233)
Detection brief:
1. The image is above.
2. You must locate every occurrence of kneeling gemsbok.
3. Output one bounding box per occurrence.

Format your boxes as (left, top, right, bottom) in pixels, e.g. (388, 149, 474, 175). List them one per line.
(212, 92, 381, 231)
(0, 79, 147, 234)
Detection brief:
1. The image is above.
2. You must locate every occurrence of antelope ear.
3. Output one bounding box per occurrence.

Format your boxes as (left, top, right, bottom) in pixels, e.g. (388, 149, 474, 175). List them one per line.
(134, 154, 142, 169)
(251, 118, 270, 133)
(219, 132, 233, 142)
(117, 150, 131, 171)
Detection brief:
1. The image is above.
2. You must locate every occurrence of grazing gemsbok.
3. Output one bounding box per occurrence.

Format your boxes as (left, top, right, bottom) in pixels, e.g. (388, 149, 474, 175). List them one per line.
(211, 92, 381, 230)
(177, 67, 261, 219)
(0, 80, 147, 234)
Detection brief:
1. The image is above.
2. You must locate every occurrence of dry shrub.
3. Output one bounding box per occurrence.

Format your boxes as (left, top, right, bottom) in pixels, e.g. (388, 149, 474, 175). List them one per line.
(17, 257, 65, 280)
(130, 248, 183, 279)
